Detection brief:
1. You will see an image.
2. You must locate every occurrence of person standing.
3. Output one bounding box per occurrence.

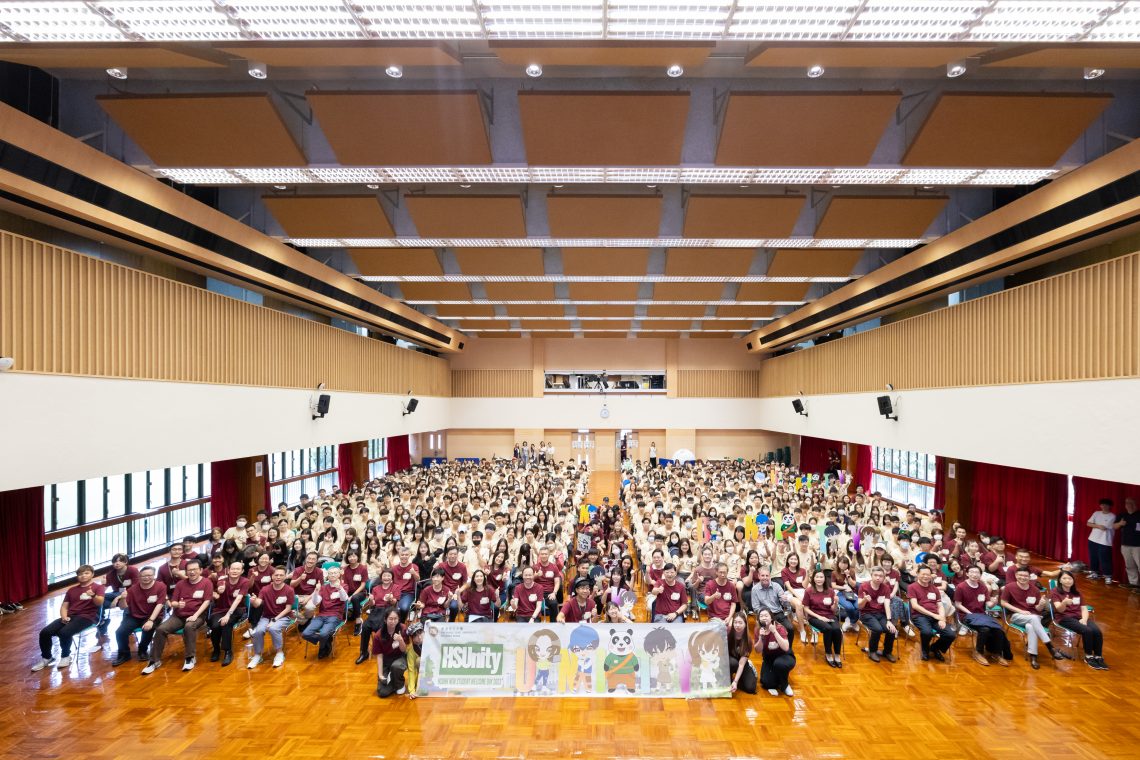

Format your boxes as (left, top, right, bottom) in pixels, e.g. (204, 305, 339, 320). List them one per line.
(1114, 498, 1140, 589)
(1086, 498, 1118, 584)
(31, 565, 104, 671)
(648, 442, 658, 468)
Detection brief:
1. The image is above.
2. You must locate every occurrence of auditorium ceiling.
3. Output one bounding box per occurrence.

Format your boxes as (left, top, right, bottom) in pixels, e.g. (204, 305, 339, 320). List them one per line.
(2, 3, 1138, 343)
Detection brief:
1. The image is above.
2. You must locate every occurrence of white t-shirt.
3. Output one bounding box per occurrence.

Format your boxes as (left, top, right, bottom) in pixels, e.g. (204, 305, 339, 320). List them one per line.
(649, 446, 657, 457)
(1088, 510, 1117, 546)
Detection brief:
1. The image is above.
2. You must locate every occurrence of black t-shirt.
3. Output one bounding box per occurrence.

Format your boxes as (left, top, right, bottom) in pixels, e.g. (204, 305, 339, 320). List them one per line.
(1121, 510, 1140, 547)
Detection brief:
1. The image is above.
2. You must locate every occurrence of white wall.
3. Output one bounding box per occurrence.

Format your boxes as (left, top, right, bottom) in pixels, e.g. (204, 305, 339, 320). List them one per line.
(0, 373, 448, 492)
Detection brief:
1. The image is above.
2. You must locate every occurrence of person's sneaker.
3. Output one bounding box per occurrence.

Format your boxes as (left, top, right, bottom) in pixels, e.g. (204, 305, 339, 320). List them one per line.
(242, 629, 252, 639)
(57, 656, 71, 668)
(272, 651, 285, 668)
(784, 686, 794, 697)
(931, 651, 946, 662)
(971, 651, 989, 666)
(182, 657, 196, 672)
(767, 688, 779, 696)
(799, 629, 806, 643)
(883, 653, 898, 663)
(1104, 577, 1112, 585)
(1095, 657, 1109, 670)
(868, 651, 881, 663)
(1087, 572, 1099, 579)
(396, 686, 406, 695)
(1030, 655, 1040, 670)
(141, 661, 159, 675)
(920, 651, 930, 661)
(958, 626, 969, 636)
(137, 651, 149, 662)
(905, 625, 916, 638)
(30, 658, 53, 672)
(841, 620, 852, 632)
(247, 654, 262, 670)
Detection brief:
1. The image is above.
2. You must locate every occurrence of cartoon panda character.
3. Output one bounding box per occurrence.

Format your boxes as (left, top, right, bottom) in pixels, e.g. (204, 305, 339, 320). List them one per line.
(603, 627, 640, 693)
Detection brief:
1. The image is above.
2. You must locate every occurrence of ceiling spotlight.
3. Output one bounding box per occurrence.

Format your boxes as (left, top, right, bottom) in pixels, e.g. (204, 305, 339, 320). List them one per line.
(106, 66, 128, 80)
(526, 63, 543, 78)
(272, 184, 287, 190)
(807, 65, 825, 79)
(365, 183, 380, 190)
(248, 61, 267, 79)
(946, 62, 967, 78)
(385, 65, 403, 79)
(1084, 67, 1106, 80)
(646, 184, 657, 188)
(460, 183, 472, 188)
(666, 64, 684, 78)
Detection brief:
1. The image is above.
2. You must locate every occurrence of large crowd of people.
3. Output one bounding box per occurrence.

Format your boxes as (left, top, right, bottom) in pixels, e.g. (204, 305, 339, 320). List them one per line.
(30, 456, 1113, 698)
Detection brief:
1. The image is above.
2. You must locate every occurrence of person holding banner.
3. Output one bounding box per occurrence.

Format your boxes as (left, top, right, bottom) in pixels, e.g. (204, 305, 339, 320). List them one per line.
(558, 578, 597, 623)
(755, 608, 795, 697)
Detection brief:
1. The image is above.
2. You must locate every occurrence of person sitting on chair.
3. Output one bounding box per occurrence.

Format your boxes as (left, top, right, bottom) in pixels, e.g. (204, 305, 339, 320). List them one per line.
(509, 566, 544, 623)
(301, 565, 348, 659)
(96, 553, 139, 634)
(247, 566, 296, 670)
(112, 566, 165, 666)
(1051, 569, 1108, 670)
(32, 564, 105, 672)
(144, 558, 212, 675)
(460, 569, 496, 622)
(651, 564, 688, 623)
(1000, 567, 1071, 670)
(857, 565, 898, 663)
(952, 564, 1011, 667)
(558, 577, 597, 623)
(208, 561, 250, 667)
(703, 563, 740, 623)
(415, 569, 451, 623)
(803, 569, 844, 668)
(907, 565, 956, 662)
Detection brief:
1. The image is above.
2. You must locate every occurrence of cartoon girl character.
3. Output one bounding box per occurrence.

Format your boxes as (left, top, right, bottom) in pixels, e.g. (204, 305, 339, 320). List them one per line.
(526, 628, 561, 695)
(567, 625, 600, 694)
(688, 628, 728, 693)
(643, 627, 678, 694)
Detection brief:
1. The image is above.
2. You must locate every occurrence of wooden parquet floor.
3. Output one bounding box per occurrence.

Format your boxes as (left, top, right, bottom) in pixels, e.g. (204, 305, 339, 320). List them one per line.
(2, 471, 1139, 759)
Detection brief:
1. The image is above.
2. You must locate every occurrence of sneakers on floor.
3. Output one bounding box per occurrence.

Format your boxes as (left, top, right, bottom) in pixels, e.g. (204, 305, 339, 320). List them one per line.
(242, 629, 252, 639)
(141, 661, 160, 675)
(30, 658, 53, 672)
(784, 686, 795, 697)
(958, 626, 969, 636)
(1104, 577, 1113, 585)
(182, 657, 196, 672)
(767, 688, 779, 696)
(1087, 572, 1100, 579)
(247, 654, 262, 670)
(272, 652, 285, 668)
(57, 656, 71, 668)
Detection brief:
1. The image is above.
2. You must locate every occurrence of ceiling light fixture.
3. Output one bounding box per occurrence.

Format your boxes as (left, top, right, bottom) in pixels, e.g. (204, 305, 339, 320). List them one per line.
(526, 63, 543, 78)
(365, 183, 380, 189)
(946, 62, 967, 78)
(106, 66, 128, 80)
(248, 61, 267, 80)
(666, 64, 684, 78)
(385, 65, 403, 79)
(807, 65, 825, 79)
(272, 184, 287, 190)
(1084, 67, 1106, 80)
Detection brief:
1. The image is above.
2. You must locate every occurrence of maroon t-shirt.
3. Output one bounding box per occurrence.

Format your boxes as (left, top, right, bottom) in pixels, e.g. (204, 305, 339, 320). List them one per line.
(316, 584, 347, 619)
(371, 582, 400, 609)
(858, 581, 891, 614)
(258, 584, 296, 618)
(907, 581, 942, 614)
(779, 567, 806, 589)
(1000, 582, 1042, 614)
(532, 561, 560, 595)
(1050, 587, 1084, 621)
(124, 582, 167, 619)
(291, 566, 324, 596)
(436, 560, 468, 593)
(953, 581, 991, 614)
(172, 577, 214, 618)
(248, 564, 275, 592)
(560, 596, 596, 623)
(803, 588, 837, 620)
(487, 566, 509, 591)
(106, 566, 140, 592)
(215, 575, 252, 610)
(655, 579, 688, 615)
(757, 624, 789, 658)
(390, 562, 419, 597)
(63, 582, 105, 621)
(371, 625, 406, 657)
(343, 564, 369, 593)
(1004, 564, 1042, 585)
(646, 565, 666, 591)
(157, 559, 187, 592)
(703, 579, 738, 620)
(512, 583, 542, 619)
(418, 584, 449, 617)
(463, 586, 496, 617)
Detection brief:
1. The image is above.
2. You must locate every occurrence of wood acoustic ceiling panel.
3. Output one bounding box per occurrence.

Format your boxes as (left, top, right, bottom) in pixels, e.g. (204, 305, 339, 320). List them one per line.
(648, 305, 706, 317)
(580, 320, 632, 330)
(747, 46, 991, 69)
(308, 91, 491, 165)
(646, 319, 694, 330)
(577, 305, 636, 317)
(716, 93, 900, 166)
(903, 93, 1113, 167)
(0, 45, 225, 69)
(472, 331, 522, 337)
(492, 43, 714, 68)
(547, 195, 663, 238)
(454, 248, 545, 276)
(737, 282, 811, 301)
(816, 196, 946, 238)
(484, 283, 557, 301)
(263, 195, 395, 238)
(220, 43, 460, 68)
(350, 248, 442, 277)
(568, 283, 641, 301)
(683, 196, 804, 238)
(457, 320, 508, 330)
(519, 92, 689, 165)
(666, 248, 754, 276)
(633, 332, 681, 339)
(399, 283, 472, 301)
(97, 93, 306, 167)
(434, 304, 496, 317)
(654, 283, 725, 300)
(506, 304, 566, 316)
(985, 47, 1140, 69)
(405, 196, 526, 237)
(524, 320, 573, 330)
(718, 305, 776, 318)
(766, 249, 864, 277)
(562, 249, 650, 276)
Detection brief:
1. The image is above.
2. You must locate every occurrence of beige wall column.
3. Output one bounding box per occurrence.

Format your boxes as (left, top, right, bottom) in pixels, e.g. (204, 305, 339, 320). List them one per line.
(532, 339, 545, 397)
(594, 431, 617, 471)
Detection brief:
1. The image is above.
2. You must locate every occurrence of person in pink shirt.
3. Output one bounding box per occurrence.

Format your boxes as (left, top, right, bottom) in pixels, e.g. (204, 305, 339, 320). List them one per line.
(31, 564, 105, 672)
(143, 558, 213, 674)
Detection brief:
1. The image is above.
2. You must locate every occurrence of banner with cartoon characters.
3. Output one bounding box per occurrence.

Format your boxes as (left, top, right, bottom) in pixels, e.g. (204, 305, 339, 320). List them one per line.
(415, 622, 731, 698)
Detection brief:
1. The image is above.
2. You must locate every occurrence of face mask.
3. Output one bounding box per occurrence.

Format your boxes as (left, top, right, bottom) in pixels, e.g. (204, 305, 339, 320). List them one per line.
(900, 541, 910, 549)
(933, 534, 943, 541)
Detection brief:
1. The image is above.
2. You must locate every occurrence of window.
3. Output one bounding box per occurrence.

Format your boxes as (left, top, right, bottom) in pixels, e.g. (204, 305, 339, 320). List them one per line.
(43, 462, 212, 584)
(872, 446, 937, 512)
(269, 445, 338, 506)
(366, 438, 388, 480)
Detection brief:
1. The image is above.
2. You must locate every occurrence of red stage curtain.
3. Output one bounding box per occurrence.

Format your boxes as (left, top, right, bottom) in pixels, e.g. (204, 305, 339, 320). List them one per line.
(971, 461, 1068, 560)
(799, 436, 841, 475)
(337, 443, 356, 492)
(387, 435, 411, 473)
(1071, 477, 1140, 580)
(210, 459, 241, 530)
(856, 444, 873, 492)
(0, 486, 48, 602)
(933, 457, 948, 513)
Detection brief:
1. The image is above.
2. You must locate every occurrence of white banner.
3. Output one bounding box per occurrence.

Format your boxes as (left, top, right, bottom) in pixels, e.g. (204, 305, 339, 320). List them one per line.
(416, 621, 731, 698)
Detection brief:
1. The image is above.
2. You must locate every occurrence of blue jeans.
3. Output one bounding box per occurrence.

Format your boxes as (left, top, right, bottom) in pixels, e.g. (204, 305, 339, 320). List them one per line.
(398, 592, 415, 617)
(302, 615, 340, 645)
(836, 594, 859, 624)
(98, 589, 123, 625)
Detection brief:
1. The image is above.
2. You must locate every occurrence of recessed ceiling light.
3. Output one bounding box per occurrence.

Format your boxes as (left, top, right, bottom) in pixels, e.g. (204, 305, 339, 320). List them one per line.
(106, 66, 128, 80)
(807, 65, 825, 79)
(460, 183, 471, 188)
(248, 61, 267, 79)
(526, 63, 543, 78)
(946, 62, 967, 78)
(1084, 67, 1106, 80)
(385, 65, 403, 79)
(922, 185, 934, 190)
(666, 64, 684, 78)
(272, 184, 287, 190)
(366, 183, 380, 189)
(646, 184, 656, 188)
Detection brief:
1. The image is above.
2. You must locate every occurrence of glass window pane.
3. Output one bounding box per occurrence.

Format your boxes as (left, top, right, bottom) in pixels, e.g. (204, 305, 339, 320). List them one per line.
(84, 477, 105, 522)
(915, 454, 926, 480)
(892, 477, 907, 504)
(130, 472, 148, 512)
(43, 487, 54, 532)
(907, 480, 923, 509)
(892, 450, 902, 474)
(927, 456, 937, 483)
(149, 469, 166, 509)
(186, 464, 200, 501)
(106, 475, 126, 518)
(169, 466, 185, 505)
(46, 534, 81, 583)
(201, 463, 212, 498)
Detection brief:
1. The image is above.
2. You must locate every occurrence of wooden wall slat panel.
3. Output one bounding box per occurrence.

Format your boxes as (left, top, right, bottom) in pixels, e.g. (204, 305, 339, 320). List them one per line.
(758, 250, 1140, 396)
(0, 230, 450, 396)
(451, 369, 533, 397)
(675, 369, 761, 397)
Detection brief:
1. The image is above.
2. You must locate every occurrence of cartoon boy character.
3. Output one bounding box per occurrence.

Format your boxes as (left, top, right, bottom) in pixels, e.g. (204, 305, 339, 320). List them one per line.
(603, 627, 640, 693)
(567, 625, 600, 694)
(643, 627, 678, 694)
(526, 628, 561, 695)
(688, 628, 727, 693)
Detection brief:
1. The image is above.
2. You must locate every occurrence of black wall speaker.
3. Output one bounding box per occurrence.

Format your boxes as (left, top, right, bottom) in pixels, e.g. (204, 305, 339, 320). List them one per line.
(406, 398, 419, 413)
(792, 399, 805, 415)
(316, 394, 331, 416)
(458, 342, 465, 350)
(877, 395, 896, 419)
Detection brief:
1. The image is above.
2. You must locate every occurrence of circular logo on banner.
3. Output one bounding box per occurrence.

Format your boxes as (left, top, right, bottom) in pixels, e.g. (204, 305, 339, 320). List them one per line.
(672, 449, 695, 463)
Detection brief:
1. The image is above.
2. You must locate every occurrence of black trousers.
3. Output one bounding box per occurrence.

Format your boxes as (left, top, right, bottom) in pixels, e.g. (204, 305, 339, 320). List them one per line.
(209, 608, 247, 653)
(377, 654, 408, 697)
(813, 618, 843, 655)
(38, 616, 95, 659)
(859, 612, 896, 655)
(759, 653, 795, 692)
(115, 613, 155, 655)
(729, 656, 757, 694)
(1059, 618, 1104, 657)
(971, 625, 1013, 659)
